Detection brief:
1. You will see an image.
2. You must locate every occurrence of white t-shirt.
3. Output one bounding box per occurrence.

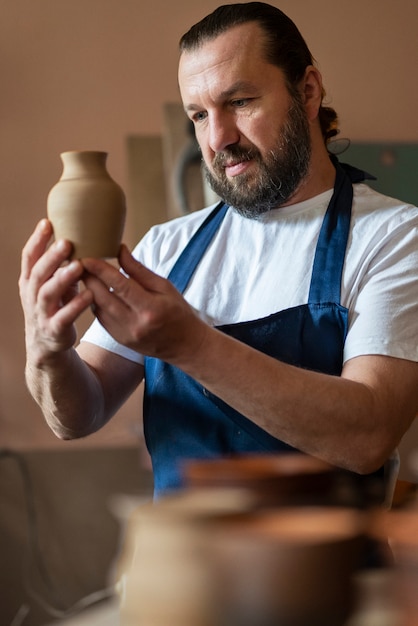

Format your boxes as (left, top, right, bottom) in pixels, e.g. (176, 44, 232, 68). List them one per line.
(81, 183, 418, 366)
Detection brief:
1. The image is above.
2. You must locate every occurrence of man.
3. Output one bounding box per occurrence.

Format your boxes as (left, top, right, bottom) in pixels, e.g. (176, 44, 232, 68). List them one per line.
(19, 3, 418, 498)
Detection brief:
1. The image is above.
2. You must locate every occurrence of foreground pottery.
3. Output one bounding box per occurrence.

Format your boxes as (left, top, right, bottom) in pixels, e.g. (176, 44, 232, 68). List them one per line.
(119, 489, 255, 626)
(47, 150, 126, 259)
(183, 452, 344, 507)
(210, 507, 367, 626)
(119, 493, 366, 626)
(372, 505, 418, 626)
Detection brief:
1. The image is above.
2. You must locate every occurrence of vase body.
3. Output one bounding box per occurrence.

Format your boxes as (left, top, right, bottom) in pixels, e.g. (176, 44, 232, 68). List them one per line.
(47, 151, 126, 259)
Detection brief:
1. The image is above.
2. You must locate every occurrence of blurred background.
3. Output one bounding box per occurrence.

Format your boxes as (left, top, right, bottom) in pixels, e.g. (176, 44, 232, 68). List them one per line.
(1, 1, 418, 623)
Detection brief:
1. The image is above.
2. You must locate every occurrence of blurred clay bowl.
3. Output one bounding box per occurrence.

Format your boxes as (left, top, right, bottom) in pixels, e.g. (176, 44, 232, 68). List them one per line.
(182, 452, 347, 507)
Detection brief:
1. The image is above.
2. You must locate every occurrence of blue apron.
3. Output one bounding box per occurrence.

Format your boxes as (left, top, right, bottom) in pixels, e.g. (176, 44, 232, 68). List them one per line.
(144, 159, 376, 498)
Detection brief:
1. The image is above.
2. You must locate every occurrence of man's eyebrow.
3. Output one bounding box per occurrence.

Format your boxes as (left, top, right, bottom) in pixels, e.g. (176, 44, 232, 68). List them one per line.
(184, 81, 258, 113)
(184, 103, 201, 113)
(219, 81, 259, 99)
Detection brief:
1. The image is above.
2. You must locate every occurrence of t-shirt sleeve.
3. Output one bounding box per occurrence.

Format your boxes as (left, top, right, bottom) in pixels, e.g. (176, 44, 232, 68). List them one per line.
(343, 204, 418, 364)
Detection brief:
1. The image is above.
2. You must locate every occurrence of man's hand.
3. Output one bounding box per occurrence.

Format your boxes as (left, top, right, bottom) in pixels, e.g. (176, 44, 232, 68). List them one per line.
(19, 219, 94, 366)
(82, 244, 209, 364)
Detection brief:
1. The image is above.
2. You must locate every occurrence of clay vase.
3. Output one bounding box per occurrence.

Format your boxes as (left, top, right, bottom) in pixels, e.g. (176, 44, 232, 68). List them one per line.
(47, 150, 126, 259)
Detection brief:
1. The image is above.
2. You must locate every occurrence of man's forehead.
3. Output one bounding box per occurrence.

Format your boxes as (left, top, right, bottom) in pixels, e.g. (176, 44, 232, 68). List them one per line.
(178, 22, 277, 98)
(179, 22, 267, 74)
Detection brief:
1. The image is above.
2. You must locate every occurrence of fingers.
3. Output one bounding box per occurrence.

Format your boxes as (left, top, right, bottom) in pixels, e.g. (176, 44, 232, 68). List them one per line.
(82, 247, 171, 312)
(82, 256, 127, 292)
(118, 244, 166, 293)
(81, 249, 168, 344)
(82, 245, 202, 361)
(20, 219, 74, 296)
(20, 219, 53, 282)
(50, 287, 94, 330)
(40, 260, 86, 316)
(31, 239, 74, 288)
(19, 219, 88, 328)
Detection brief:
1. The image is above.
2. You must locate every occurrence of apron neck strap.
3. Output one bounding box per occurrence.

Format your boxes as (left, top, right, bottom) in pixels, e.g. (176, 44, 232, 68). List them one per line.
(308, 156, 375, 304)
(167, 201, 228, 293)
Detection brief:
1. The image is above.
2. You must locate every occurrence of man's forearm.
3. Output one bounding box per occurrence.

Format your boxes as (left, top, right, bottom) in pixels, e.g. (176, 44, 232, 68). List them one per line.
(173, 324, 418, 474)
(25, 348, 105, 439)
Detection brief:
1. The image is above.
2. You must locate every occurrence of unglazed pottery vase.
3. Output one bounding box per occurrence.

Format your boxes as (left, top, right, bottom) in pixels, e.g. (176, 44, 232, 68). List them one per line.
(47, 150, 126, 259)
(119, 489, 254, 626)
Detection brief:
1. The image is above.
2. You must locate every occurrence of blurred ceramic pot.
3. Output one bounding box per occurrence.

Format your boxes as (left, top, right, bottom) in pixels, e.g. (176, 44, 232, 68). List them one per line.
(47, 150, 126, 259)
(119, 488, 255, 626)
(210, 506, 367, 626)
(182, 452, 347, 508)
(373, 505, 418, 626)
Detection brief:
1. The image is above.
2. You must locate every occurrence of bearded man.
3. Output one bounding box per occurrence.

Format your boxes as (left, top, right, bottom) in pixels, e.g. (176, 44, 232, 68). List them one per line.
(19, 3, 418, 499)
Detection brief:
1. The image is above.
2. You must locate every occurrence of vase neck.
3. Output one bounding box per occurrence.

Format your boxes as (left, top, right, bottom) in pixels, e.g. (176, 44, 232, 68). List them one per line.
(60, 151, 109, 179)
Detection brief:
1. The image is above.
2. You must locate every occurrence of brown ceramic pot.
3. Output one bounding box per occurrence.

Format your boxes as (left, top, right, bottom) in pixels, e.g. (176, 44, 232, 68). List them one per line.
(182, 452, 343, 508)
(372, 505, 418, 626)
(118, 489, 367, 626)
(47, 150, 126, 259)
(210, 506, 367, 626)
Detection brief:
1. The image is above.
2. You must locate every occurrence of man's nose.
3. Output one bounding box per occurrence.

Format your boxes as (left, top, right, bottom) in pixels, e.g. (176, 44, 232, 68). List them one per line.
(208, 112, 240, 153)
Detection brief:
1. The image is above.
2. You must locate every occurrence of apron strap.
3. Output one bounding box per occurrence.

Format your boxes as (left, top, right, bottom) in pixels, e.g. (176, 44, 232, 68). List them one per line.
(168, 201, 228, 293)
(308, 158, 375, 304)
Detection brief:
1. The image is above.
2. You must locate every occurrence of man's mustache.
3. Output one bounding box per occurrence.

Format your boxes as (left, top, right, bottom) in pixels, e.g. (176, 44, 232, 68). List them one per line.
(212, 145, 260, 168)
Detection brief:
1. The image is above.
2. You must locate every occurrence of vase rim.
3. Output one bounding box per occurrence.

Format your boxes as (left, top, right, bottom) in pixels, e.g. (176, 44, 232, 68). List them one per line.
(60, 150, 108, 156)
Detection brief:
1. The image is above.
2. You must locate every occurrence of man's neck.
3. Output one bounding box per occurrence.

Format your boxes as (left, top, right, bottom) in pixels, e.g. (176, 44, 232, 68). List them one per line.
(283, 148, 336, 208)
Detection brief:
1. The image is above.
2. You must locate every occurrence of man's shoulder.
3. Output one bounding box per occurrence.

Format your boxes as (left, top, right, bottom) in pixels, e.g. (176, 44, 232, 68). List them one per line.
(352, 183, 418, 221)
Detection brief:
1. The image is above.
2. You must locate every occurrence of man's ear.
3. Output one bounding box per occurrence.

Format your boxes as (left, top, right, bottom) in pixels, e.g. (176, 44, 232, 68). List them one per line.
(301, 65, 323, 121)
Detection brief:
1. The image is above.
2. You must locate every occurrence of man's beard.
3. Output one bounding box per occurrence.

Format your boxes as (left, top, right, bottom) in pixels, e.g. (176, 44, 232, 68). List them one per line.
(202, 96, 312, 219)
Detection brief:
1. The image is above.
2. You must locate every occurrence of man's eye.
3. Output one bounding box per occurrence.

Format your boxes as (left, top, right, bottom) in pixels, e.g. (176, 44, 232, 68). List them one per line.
(193, 111, 207, 122)
(232, 99, 248, 107)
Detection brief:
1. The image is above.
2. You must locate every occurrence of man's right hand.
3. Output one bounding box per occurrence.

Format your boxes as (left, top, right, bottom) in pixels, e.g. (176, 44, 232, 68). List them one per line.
(18, 219, 94, 366)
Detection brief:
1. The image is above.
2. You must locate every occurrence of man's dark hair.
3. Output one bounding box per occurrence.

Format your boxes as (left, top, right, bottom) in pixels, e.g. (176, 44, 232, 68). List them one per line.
(179, 2, 338, 143)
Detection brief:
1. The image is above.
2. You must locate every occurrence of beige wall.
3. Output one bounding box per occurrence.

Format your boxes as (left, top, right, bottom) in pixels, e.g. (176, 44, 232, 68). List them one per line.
(2, 0, 418, 450)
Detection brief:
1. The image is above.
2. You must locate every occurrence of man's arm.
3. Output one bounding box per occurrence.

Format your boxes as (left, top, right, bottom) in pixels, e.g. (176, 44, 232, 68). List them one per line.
(177, 330, 418, 474)
(19, 220, 143, 439)
(82, 246, 418, 474)
(25, 343, 143, 439)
